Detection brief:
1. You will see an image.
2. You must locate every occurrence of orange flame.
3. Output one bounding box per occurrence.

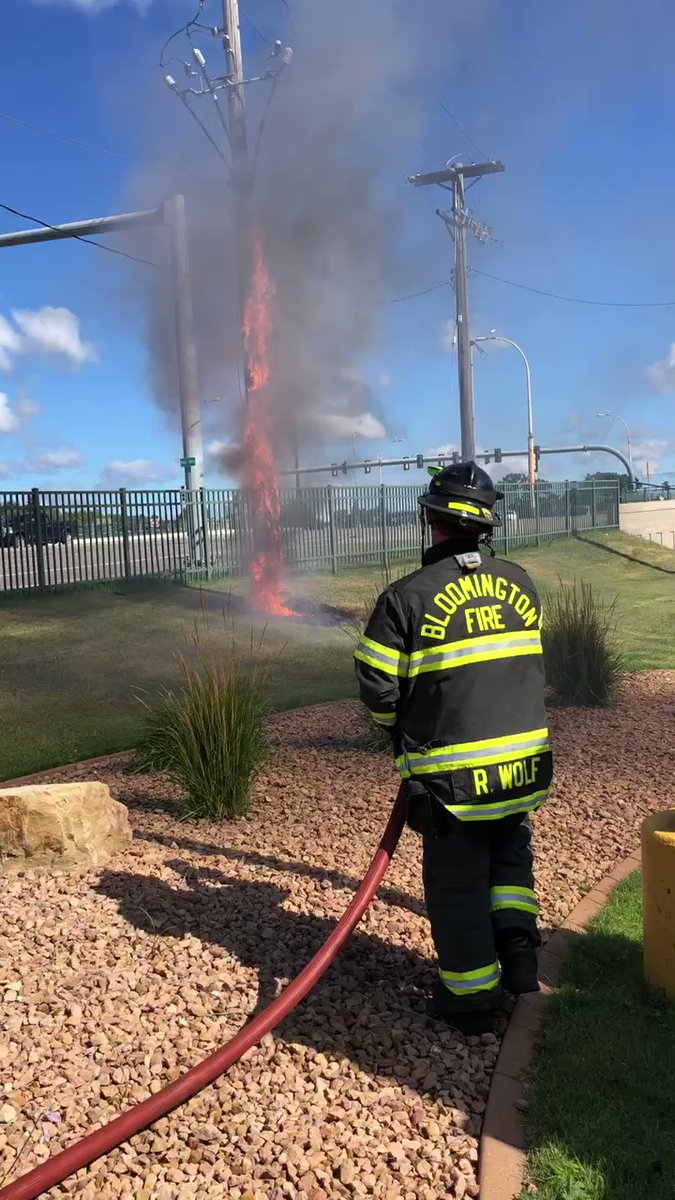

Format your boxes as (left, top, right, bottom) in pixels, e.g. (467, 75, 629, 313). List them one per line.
(243, 233, 298, 618)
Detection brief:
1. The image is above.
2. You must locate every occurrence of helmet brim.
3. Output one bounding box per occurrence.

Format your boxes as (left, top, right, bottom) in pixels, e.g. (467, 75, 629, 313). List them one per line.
(419, 493, 501, 529)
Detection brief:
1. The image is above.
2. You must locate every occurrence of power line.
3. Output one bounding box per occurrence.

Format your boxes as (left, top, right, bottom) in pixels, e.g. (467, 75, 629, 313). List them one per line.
(435, 97, 487, 161)
(471, 267, 675, 308)
(383, 280, 451, 304)
(0, 109, 125, 159)
(0, 202, 157, 268)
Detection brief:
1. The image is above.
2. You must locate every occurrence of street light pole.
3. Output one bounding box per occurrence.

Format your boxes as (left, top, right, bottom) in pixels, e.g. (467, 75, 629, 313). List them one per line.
(378, 438, 405, 485)
(473, 334, 535, 484)
(597, 410, 633, 467)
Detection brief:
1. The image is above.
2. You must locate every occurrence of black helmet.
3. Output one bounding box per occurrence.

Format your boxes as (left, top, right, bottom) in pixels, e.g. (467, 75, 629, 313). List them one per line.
(418, 460, 503, 530)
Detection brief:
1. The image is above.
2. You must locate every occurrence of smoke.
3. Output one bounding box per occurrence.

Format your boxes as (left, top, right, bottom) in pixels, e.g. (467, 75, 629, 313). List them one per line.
(131, 0, 490, 475)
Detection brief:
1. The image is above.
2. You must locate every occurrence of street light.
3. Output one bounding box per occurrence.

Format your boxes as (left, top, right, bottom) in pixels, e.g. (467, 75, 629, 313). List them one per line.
(378, 437, 405, 485)
(597, 410, 633, 466)
(473, 333, 535, 485)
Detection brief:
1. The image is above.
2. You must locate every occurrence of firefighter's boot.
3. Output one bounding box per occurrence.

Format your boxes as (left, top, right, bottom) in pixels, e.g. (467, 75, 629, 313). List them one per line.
(496, 929, 540, 995)
(430, 982, 496, 1036)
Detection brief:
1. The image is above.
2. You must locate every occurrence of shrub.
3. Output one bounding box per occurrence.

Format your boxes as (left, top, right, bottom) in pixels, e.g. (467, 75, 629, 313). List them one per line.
(135, 625, 270, 820)
(543, 578, 623, 707)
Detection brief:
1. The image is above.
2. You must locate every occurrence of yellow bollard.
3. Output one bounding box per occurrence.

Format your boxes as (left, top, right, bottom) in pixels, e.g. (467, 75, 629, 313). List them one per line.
(642, 811, 675, 1002)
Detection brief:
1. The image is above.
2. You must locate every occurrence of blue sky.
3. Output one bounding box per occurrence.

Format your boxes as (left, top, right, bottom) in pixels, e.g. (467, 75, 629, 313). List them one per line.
(1, 0, 674, 492)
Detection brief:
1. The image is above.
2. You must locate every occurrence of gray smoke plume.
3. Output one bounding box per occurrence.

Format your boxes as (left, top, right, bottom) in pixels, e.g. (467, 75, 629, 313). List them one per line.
(130, 0, 491, 475)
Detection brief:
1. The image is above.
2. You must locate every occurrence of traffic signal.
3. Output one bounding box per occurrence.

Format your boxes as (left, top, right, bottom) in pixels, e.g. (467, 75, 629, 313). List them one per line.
(452, 451, 460, 465)
(534, 445, 541, 470)
(331, 463, 338, 478)
(364, 460, 371, 474)
(494, 448, 502, 464)
(416, 453, 424, 469)
(403, 457, 410, 471)
(342, 461, 348, 475)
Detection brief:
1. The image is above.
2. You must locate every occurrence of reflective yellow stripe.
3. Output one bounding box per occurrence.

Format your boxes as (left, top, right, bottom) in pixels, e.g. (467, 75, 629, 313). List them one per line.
(354, 635, 408, 677)
(371, 711, 396, 727)
(444, 501, 480, 516)
(439, 960, 501, 995)
(490, 886, 539, 914)
(448, 789, 549, 822)
(396, 728, 550, 777)
(408, 630, 542, 676)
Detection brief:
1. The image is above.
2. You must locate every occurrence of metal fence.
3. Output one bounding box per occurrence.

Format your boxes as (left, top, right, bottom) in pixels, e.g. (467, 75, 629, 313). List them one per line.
(0, 480, 620, 595)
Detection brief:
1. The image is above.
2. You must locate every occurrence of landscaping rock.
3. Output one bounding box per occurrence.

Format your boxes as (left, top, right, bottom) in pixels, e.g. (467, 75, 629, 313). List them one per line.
(0, 782, 131, 874)
(1, 677, 673, 1197)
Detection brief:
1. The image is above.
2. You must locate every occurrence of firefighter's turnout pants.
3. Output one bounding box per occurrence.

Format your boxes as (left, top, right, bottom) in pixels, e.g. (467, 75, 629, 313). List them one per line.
(423, 813, 539, 1013)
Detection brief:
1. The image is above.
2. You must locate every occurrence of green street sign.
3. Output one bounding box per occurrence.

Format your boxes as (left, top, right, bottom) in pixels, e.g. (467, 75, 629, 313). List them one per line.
(180, 457, 196, 468)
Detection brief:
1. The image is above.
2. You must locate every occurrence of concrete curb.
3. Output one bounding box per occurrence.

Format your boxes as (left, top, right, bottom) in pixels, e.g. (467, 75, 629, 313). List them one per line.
(1, 749, 134, 790)
(479, 847, 643, 1200)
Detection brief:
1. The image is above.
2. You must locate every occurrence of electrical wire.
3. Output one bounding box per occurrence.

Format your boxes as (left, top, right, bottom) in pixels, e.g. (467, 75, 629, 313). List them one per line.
(0, 202, 157, 268)
(435, 97, 487, 161)
(185, 25, 233, 150)
(382, 281, 451, 304)
(243, 14, 272, 45)
(251, 71, 281, 185)
(175, 91, 231, 170)
(471, 267, 675, 308)
(0, 110, 124, 160)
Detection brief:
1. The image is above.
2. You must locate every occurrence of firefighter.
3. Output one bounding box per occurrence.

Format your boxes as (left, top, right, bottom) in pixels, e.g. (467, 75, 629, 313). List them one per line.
(354, 461, 552, 1036)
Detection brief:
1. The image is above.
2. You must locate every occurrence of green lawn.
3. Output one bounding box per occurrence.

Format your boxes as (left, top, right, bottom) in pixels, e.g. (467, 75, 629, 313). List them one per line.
(0, 530, 672, 779)
(521, 871, 675, 1200)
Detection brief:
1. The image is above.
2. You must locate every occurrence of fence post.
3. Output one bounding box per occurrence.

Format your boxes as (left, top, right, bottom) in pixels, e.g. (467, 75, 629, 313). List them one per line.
(564, 480, 571, 536)
(591, 481, 597, 528)
(31, 487, 46, 591)
(327, 485, 338, 575)
(200, 487, 211, 579)
(119, 488, 131, 581)
(503, 487, 510, 556)
(534, 482, 541, 547)
(380, 483, 389, 574)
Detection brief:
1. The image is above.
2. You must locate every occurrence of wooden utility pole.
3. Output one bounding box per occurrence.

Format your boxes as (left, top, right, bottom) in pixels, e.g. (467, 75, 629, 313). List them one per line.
(408, 160, 505, 461)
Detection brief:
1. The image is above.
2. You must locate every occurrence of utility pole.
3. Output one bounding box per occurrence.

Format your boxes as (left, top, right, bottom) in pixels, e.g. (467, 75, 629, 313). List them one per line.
(408, 160, 505, 461)
(453, 171, 474, 459)
(164, 194, 205, 497)
(221, 0, 252, 331)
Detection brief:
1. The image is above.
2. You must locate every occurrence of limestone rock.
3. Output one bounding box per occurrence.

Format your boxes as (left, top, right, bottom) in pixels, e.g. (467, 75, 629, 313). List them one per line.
(0, 782, 131, 874)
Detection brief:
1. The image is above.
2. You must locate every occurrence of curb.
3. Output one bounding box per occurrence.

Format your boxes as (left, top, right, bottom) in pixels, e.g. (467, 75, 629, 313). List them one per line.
(1, 749, 135, 791)
(479, 847, 643, 1200)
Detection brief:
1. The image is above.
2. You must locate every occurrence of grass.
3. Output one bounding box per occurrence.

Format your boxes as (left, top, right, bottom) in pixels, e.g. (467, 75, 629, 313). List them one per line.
(521, 871, 675, 1200)
(135, 624, 270, 820)
(0, 587, 353, 780)
(542, 579, 623, 707)
(0, 530, 672, 780)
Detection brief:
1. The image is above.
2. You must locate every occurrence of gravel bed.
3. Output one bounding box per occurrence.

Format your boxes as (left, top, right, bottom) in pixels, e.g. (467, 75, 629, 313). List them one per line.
(2, 671, 674, 1200)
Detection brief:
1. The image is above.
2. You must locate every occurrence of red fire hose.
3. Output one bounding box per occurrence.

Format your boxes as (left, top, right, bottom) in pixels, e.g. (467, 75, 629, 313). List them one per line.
(1, 785, 406, 1200)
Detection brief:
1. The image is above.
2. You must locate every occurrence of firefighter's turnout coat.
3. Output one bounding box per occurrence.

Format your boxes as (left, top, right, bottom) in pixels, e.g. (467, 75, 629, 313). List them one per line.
(355, 542, 552, 826)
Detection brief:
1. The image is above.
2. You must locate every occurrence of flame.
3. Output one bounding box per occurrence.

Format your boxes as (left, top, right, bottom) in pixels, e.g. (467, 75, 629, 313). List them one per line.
(243, 233, 298, 618)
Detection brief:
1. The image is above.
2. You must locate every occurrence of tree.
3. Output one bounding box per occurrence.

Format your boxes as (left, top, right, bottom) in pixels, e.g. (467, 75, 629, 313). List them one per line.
(500, 472, 528, 485)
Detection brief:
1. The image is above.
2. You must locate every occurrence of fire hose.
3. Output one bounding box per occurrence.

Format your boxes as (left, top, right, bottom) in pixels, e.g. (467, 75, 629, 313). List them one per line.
(0, 785, 406, 1200)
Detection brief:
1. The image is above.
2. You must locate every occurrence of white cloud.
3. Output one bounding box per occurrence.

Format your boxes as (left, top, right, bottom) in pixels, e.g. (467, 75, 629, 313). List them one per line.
(0, 316, 22, 372)
(17, 397, 40, 418)
(25, 448, 86, 473)
(103, 459, 167, 486)
(644, 342, 675, 393)
(630, 438, 675, 475)
(313, 411, 386, 441)
(12, 308, 97, 369)
(377, 371, 393, 388)
(0, 393, 19, 434)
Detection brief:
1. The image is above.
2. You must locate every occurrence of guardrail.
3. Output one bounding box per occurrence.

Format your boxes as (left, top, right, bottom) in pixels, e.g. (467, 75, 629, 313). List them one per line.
(0, 479, 620, 595)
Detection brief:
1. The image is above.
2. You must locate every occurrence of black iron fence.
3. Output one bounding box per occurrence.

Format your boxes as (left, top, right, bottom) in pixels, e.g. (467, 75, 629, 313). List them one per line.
(0, 479, 620, 595)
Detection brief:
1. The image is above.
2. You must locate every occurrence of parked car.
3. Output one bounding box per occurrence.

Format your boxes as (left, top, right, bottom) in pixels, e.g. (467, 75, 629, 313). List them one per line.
(1, 514, 72, 546)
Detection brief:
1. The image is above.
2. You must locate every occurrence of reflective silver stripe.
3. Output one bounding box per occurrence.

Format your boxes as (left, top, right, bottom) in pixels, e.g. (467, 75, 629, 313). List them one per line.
(490, 889, 539, 911)
(440, 965, 501, 994)
(354, 637, 408, 676)
(372, 711, 396, 727)
(449, 789, 549, 822)
(399, 734, 550, 774)
(408, 634, 542, 675)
